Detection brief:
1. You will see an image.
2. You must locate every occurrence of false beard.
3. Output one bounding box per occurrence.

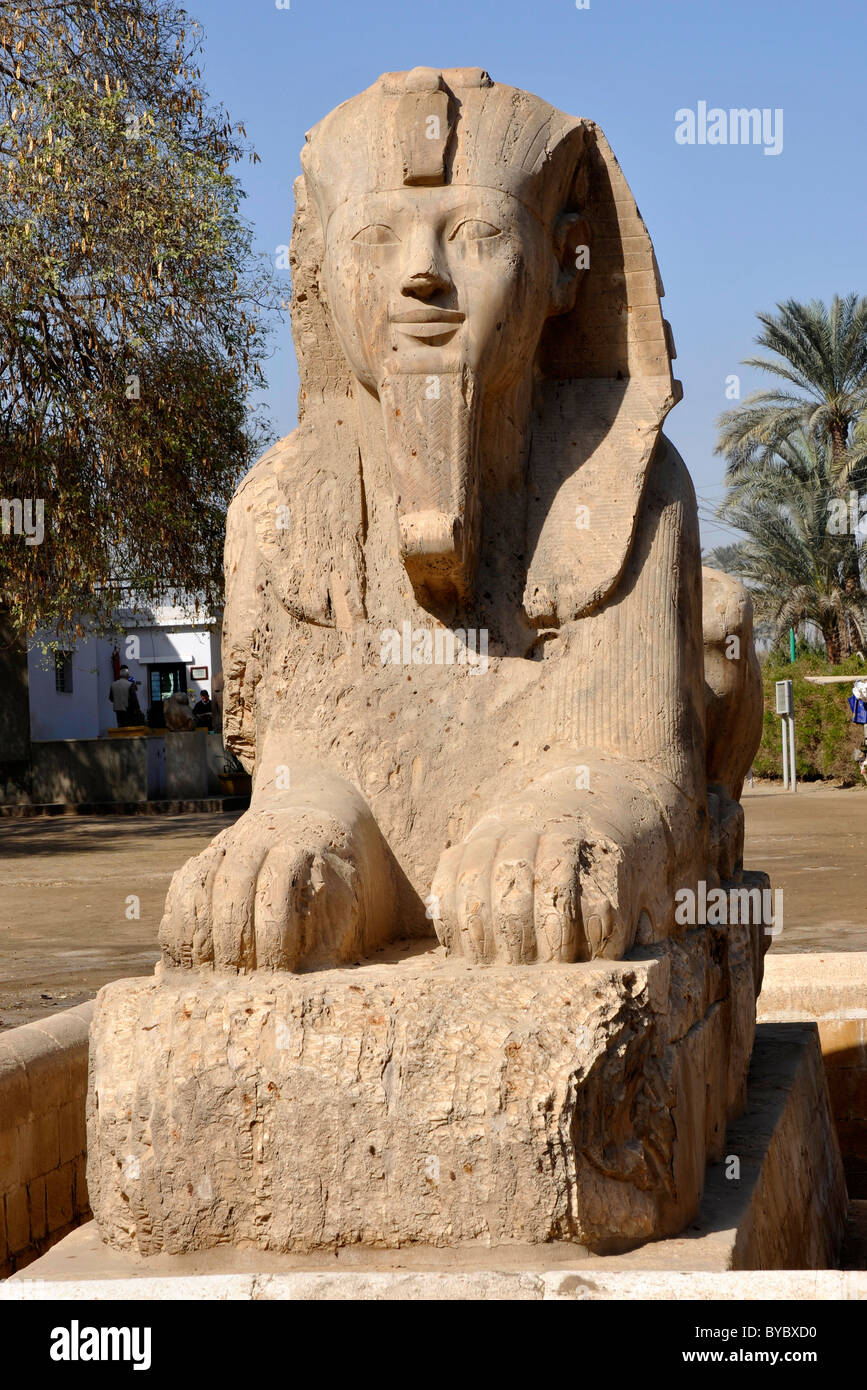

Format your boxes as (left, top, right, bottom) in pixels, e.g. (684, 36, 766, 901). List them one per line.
(378, 364, 482, 605)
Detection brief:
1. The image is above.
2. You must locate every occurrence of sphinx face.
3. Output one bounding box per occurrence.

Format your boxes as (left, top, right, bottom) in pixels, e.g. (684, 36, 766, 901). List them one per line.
(324, 185, 558, 392)
(323, 185, 561, 603)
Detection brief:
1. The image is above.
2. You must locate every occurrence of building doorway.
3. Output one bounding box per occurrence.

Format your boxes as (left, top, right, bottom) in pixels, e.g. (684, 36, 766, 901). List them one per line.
(147, 663, 188, 727)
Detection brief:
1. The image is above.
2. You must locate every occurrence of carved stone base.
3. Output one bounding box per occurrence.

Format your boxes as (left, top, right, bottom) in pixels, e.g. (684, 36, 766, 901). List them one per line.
(87, 918, 766, 1256)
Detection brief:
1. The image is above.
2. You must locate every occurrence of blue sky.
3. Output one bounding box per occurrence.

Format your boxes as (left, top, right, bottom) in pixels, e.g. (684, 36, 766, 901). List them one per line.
(195, 0, 866, 552)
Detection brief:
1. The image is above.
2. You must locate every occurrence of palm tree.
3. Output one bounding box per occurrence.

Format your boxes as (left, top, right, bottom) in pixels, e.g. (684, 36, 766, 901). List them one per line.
(717, 295, 867, 471)
(708, 432, 865, 664)
(716, 296, 867, 652)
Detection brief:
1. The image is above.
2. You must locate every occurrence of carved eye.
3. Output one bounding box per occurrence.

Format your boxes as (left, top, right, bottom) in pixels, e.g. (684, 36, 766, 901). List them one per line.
(352, 223, 400, 245)
(449, 219, 501, 241)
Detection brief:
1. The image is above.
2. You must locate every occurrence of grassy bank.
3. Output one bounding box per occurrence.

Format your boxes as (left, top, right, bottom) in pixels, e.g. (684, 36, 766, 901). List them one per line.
(755, 654, 867, 782)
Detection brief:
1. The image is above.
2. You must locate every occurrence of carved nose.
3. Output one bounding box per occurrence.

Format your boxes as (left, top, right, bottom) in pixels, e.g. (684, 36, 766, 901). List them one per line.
(400, 258, 451, 299)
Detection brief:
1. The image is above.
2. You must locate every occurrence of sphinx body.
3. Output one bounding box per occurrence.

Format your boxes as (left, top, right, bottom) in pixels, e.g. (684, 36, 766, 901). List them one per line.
(159, 67, 761, 974)
(88, 68, 768, 1257)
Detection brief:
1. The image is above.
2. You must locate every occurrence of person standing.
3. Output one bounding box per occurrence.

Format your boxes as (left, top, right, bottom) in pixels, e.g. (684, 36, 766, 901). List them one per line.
(109, 665, 133, 727)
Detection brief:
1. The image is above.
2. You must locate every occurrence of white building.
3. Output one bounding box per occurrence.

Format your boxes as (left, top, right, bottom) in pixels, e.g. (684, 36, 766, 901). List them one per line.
(27, 597, 222, 742)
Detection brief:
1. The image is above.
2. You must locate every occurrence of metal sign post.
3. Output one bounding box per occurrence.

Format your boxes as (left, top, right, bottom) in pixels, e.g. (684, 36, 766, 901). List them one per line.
(775, 679, 796, 791)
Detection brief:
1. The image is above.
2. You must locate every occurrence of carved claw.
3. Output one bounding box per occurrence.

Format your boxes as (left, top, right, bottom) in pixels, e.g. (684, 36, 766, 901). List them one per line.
(432, 815, 634, 964)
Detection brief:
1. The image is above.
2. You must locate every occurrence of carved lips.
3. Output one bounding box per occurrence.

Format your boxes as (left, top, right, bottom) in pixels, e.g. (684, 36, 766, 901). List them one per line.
(390, 306, 465, 343)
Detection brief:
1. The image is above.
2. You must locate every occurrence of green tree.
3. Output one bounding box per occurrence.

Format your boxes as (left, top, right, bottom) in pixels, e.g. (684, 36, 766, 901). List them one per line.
(716, 296, 867, 654)
(0, 0, 280, 636)
(708, 432, 864, 664)
(717, 295, 867, 470)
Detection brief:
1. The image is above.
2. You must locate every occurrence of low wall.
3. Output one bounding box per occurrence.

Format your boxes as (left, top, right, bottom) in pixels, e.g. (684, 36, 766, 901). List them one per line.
(31, 739, 149, 804)
(724, 1025, 847, 1267)
(164, 729, 209, 800)
(22, 732, 217, 805)
(0, 1004, 93, 1276)
(205, 735, 227, 795)
(758, 952, 867, 1196)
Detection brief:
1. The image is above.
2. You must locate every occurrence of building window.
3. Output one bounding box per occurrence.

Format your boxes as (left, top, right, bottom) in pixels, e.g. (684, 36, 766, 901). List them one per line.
(54, 651, 73, 694)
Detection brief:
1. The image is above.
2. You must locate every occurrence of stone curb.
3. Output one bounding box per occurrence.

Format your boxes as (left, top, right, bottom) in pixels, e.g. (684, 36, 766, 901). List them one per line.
(2, 1270, 866, 1300)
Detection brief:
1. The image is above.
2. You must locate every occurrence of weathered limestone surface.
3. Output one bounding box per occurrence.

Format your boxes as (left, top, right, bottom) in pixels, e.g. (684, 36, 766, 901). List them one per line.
(155, 66, 763, 977)
(87, 66, 773, 1257)
(88, 916, 764, 1256)
(24, 1020, 849, 1284)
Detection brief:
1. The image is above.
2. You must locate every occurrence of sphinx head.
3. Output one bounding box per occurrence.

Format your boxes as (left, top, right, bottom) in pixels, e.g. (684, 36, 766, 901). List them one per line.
(302, 67, 589, 604)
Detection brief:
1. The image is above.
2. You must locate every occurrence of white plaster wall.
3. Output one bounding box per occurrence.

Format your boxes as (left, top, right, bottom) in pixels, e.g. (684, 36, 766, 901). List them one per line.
(27, 639, 101, 741)
(28, 613, 223, 740)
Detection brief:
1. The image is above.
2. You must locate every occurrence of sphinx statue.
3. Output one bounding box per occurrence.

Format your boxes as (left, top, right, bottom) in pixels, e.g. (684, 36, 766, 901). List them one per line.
(157, 66, 760, 972)
(87, 69, 768, 1257)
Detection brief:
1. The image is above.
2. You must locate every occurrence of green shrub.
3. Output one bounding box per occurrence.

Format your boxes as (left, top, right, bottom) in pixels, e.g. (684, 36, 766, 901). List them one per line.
(754, 654, 867, 781)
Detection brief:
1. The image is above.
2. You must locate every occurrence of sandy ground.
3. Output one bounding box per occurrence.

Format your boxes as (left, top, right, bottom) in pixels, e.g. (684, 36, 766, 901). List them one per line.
(0, 783, 864, 1031)
(0, 812, 238, 1031)
(742, 782, 867, 953)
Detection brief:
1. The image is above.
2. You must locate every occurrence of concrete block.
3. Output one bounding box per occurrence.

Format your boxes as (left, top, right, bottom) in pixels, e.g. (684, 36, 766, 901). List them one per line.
(5, 1263, 867, 1301)
(164, 730, 209, 800)
(45, 1165, 74, 1231)
(59, 1102, 86, 1166)
(32, 1007, 93, 1052)
(31, 738, 149, 804)
(2, 1273, 259, 1301)
(3, 1029, 69, 1114)
(17, 1111, 60, 1178)
(4, 1187, 30, 1256)
(28, 1176, 47, 1242)
(0, 1047, 29, 1130)
(0, 1126, 19, 1197)
(73, 1154, 89, 1213)
(727, 1025, 848, 1268)
(819, 1017, 867, 1059)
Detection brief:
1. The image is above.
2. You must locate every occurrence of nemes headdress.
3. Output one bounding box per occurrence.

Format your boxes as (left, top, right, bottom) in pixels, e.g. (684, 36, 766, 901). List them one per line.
(301, 66, 588, 233)
(278, 68, 680, 627)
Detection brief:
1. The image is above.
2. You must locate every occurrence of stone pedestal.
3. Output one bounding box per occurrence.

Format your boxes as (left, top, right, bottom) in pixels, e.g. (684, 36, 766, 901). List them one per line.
(87, 915, 765, 1256)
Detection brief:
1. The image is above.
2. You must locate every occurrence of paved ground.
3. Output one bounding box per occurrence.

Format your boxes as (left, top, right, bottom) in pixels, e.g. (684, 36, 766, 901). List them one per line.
(0, 783, 864, 1030)
(0, 812, 241, 1031)
(742, 782, 867, 954)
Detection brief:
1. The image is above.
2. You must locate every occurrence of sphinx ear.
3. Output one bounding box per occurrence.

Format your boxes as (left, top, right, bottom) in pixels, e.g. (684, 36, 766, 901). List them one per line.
(550, 212, 591, 316)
